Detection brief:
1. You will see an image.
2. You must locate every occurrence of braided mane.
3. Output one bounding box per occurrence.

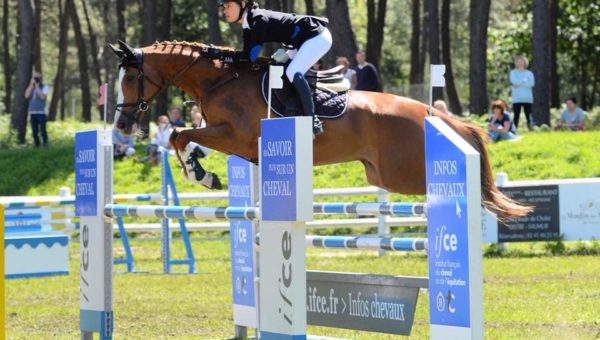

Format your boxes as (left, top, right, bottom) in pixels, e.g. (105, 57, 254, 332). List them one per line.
(148, 40, 235, 54)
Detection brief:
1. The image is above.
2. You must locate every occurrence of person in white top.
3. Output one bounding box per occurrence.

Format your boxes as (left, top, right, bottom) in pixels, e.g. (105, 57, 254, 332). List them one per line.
(144, 115, 174, 165)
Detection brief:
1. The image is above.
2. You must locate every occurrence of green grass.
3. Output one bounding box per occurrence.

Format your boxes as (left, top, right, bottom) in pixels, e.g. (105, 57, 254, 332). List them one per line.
(5, 239, 600, 339)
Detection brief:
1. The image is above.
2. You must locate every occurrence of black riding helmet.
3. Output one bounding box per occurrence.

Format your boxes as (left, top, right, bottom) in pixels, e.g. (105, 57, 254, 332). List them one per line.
(218, 0, 255, 22)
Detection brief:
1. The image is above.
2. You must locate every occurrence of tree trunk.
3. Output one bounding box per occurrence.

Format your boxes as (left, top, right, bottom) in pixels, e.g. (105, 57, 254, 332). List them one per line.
(154, 0, 171, 123)
(549, 0, 559, 108)
(103, 0, 117, 123)
(67, 0, 92, 121)
(418, 0, 428, 88)
(425, 0, 442, 101)
(33, 0, 42, 73)
(304, 0, 314, 15)
(2, 0, 12, 114)
(11, 0, 35, 143)
(49, 0, 69, 122)
(441, 0, 461, 114)
(81, 0, 103, 120)
(205, 0, 223, 45)
(116, 0, 126, 40)
(11, 0, 35, 144)
(468, 0, 490, 115)
(532, 0, 550, 125)
(579, 59, 587, 110)
(325, 0, 358, 67)
(366, 0, 387, 74)
(141, 0, 157, 134)
(409, 0, 421, 87)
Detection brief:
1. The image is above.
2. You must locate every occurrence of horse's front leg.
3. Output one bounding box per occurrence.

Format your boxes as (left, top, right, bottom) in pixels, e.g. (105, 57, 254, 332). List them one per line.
(169, 125, 232, 189)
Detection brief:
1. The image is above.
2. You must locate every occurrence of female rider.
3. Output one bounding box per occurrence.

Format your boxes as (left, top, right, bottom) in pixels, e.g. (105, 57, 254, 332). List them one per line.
(215, 0, 332, 137)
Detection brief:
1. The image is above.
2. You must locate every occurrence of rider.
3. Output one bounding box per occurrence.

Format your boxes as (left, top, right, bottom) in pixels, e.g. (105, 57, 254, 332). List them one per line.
(215, 0, 332, 137)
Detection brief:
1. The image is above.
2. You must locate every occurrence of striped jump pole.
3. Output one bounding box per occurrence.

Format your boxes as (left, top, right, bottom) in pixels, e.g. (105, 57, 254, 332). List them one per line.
(104, 204, 257, 221)
(313, 202, 427, 217)
(306, 235, 428, 252)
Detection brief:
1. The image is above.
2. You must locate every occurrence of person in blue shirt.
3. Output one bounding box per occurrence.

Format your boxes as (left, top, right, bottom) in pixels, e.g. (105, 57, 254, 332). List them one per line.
(355, 51, 380, 92)
(555, 97, 585, 131)
(214, 0, 332, 137)
(487, 100, 516, 142)
(24, 71, 49, 147)
(112, 128, 136, 159)
(509, 55, 535, 131)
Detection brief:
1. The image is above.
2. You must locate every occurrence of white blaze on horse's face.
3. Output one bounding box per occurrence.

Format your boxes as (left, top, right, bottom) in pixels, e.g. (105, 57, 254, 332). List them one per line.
(114, 67, 125, 129)
(114, 67, 138, 135)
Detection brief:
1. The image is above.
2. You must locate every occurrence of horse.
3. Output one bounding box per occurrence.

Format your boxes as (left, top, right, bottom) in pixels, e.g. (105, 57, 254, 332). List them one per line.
(109, 40, 531, 221)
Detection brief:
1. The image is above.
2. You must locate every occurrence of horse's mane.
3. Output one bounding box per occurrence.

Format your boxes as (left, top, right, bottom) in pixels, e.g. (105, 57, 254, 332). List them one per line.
(147, 40, 235, 55)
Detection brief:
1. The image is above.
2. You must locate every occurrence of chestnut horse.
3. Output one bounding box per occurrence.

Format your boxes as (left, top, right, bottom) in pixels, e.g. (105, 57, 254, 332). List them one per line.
(110, 40, 530, 220)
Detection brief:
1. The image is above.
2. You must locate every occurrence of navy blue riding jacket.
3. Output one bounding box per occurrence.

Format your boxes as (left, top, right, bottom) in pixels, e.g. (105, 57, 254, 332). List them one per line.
(239, 8, 328, 62)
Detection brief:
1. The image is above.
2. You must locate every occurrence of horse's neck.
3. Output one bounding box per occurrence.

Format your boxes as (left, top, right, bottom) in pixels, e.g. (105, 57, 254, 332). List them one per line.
(147, 51, 227, 100)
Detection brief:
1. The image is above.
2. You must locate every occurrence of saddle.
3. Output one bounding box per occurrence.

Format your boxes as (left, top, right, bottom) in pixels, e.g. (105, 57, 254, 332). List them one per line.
(260, 64, 351, 119)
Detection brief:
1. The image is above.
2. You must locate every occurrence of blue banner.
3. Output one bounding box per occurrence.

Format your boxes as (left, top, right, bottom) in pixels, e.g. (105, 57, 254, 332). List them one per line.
(228, 156, 256, 308)
(75, 131, 98, 217)
(426, 119, 471, 328)
(260, 118, 297, 221)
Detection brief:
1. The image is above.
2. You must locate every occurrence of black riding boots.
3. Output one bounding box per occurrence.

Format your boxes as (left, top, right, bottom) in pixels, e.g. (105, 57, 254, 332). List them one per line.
(292, 72, 324, 137)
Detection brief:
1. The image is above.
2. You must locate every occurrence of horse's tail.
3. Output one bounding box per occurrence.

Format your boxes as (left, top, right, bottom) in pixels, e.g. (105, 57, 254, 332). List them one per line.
(448, 118, 533, 221)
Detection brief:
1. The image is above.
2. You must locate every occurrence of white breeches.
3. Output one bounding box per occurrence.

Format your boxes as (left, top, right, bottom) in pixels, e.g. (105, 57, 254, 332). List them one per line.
(285, 28, 332, 82)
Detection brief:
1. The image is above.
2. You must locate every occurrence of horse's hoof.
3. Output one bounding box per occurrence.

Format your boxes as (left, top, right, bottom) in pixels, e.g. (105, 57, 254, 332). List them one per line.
(209, 173, 223, 190)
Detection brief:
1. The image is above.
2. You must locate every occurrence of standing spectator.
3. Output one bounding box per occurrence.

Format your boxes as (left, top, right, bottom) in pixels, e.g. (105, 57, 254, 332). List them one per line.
(112, 128, 136, 159)
(510, 55, 535, 130)
(487, 99, 516, 142)
(169, 107, 186, 128)
(24, 71, 49, 147)
(555, 97, 585, 131)
(354, 51, 380, 92)
(433, 99, 454, 117)
(144, 115, 174, 165)
(190, 105, 204, 128)
(336, 56, 357, 89)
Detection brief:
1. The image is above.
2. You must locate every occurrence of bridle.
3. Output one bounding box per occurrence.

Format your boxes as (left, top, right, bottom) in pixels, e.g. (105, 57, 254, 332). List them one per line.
(115, 48, 202, 127)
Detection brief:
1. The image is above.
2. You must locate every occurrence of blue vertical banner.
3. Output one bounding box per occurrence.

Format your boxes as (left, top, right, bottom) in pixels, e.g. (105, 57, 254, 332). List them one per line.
(425, 117, 483, 340)
(228, 156, 258, 328)
(260, 118, 297, 221)
(259, 117, 312, 339)
(75, 130, 98, 216)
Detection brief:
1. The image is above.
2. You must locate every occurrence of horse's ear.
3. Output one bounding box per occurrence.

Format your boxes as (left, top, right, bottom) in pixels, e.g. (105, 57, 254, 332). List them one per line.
(118, 39, 136, 59)
(108, 43, 124, 59)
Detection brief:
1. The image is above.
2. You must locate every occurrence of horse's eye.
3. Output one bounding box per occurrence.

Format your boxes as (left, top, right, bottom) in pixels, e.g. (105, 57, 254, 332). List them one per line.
(126, 75, 136, 82)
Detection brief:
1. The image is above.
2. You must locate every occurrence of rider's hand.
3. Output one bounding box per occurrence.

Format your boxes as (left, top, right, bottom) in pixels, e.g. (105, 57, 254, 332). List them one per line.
(213, 59, 224, 69)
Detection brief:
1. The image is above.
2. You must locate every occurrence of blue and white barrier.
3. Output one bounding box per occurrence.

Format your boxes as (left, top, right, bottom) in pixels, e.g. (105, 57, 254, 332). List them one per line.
(313, 202, 426, 216)
(104, 204, 257, 220)
(306, 235, 427, 252)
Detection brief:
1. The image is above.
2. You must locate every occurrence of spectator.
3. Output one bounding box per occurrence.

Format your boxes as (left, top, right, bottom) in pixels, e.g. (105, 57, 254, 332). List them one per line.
(336, 56, 357, 89)
(112, 128, 136, 159)
(555, 97, 585, 131)
(169, 107, 186, 128)
(510, 55, 535, 130)
(24, 71, 49, 147)
(487, 100, 516, 142)
(433, 99, 453, 117)
(145, 115, 174, 165)
(355, 51, 380, 92)
(191, 105, 204, 128)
